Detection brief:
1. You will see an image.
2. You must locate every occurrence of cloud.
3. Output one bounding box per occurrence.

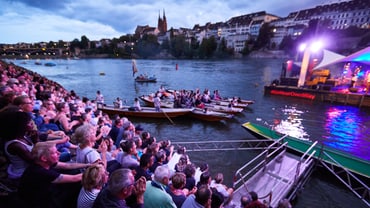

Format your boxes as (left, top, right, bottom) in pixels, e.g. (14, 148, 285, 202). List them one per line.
(0, 0, 320, 44)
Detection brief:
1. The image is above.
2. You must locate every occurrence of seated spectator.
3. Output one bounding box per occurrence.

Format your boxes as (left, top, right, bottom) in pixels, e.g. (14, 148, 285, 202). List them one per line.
(77, 164, 109, 208)
(277, 199, 292, 208)
(54, 102, 81, 135)
(240, 195, 252, 208)
(150, 149, 167, 173)
(175, 154, 189, 173)
(246, 191, 267, 208)
(135, 153, 154, 181)
(116, 140, 139, 169)
(195, 163, 209, 184)
(210, 173, 234, 200)
(18, 142, 91, 208)
(93, 168, 146, 208)
(183, 163, 197, 194)
(167, 172, 188, 208)
(181, 184, 212, 208)
(159, 139, 174, 163)
(73, 124, 108, 168)
(144, 165, 176, 208)
(196, 171, 212, 189)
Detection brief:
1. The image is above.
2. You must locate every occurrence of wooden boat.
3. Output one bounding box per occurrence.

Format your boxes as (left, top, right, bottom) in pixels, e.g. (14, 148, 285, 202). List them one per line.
(242, 122, 370, 178)
(132, 59, 157, 82)
(204, 103, 243, 114)
(139, 95, 174, 108)
(210, 100, 249, 108)
(98, 105, 192, 118)
(188, 108, 233, 122)
(135, 76, 157, 82)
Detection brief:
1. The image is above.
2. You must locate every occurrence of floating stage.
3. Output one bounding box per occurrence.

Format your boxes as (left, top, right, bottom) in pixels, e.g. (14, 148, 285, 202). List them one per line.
(265, 84, 370, 108)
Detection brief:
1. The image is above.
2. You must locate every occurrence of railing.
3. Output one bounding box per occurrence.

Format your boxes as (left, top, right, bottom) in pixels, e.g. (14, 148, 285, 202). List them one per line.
(232, 135, 288, 190)
(232, 135, 317, 207)
(171, 139, 275, 152)
(319, 151, 370, 207)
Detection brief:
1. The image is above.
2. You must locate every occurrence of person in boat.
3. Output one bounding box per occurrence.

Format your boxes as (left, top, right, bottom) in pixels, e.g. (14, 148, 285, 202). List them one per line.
(113, 97, 122, 108)
(153, 93, 161, 112)
(95, 90, 104, 104)
(212, 90, 222, 101)
(133, 97, 142, 111)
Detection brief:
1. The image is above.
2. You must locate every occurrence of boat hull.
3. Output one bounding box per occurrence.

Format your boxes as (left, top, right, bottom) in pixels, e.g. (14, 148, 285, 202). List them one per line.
(188, 108, 233, 122)
(242, 122, 370, 178)
(98, 105, 191, 118)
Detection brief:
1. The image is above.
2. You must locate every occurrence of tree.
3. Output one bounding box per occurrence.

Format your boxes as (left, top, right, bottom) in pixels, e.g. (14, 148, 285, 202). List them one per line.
(170, 35, 188, 58)
(135, 34, 160, 58)
(80, 35, 89, 49)
(254, 23, 273, 50)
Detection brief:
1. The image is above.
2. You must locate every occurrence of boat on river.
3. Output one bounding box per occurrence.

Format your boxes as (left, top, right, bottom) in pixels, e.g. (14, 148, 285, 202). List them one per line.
(44, 62, 56, 67)
(242, 121, 370, 178)
(135, 75, 157, 82)
(204, 103, 243, 114)
(139, 95, 174, 108)
(98, 105, 192, 118)
(188, 108, 233, 122)
(132, 59, 157, 82)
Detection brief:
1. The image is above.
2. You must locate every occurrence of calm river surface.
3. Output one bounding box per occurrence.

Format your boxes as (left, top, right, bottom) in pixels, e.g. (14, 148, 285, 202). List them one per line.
(12, 58, 370, 208)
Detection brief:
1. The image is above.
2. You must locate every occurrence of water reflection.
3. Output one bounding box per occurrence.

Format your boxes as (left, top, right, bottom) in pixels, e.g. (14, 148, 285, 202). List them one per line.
(323, 106, 370, 160)
(271, 106, 310, 141)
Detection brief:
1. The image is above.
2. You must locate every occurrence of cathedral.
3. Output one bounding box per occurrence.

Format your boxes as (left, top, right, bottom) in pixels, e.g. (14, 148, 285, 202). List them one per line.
(157, 10, 167, 34)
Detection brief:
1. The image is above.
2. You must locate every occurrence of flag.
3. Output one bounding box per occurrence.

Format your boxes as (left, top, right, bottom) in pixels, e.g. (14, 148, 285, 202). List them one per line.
(132, 60, 138, 77)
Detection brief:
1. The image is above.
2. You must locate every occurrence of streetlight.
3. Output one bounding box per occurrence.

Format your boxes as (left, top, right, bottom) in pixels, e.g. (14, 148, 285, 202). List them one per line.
(297, 40, 323, 87)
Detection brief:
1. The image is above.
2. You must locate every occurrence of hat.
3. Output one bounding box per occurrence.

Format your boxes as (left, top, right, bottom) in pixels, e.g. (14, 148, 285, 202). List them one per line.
(7, 78, 19, 85)
(33, 100, 42, 111)
(135, 125, 144, 131)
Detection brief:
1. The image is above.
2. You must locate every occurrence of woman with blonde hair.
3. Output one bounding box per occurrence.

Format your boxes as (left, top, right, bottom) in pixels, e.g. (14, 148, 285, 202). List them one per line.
(77, 164, 109, 208)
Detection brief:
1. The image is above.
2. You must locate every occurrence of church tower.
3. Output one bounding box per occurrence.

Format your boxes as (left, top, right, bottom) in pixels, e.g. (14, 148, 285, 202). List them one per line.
(157, 9, 167, 34)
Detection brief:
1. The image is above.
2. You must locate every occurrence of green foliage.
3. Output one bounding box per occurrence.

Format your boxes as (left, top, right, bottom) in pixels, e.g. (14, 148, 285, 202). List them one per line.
(135, 34, 160, 58)
(254, 23, 273, 50)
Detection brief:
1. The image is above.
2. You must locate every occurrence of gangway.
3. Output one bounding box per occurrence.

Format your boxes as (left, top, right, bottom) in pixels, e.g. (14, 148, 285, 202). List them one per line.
(230, 136, 316, 208)
(171, 139, 274, 152)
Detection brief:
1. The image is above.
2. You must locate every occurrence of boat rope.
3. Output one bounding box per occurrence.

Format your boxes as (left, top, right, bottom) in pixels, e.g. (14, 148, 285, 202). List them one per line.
(161, 110, 175, 125)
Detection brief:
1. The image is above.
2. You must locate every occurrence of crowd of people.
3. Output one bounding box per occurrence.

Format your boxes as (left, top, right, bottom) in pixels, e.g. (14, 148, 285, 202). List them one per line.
(0, 59, 291, 208)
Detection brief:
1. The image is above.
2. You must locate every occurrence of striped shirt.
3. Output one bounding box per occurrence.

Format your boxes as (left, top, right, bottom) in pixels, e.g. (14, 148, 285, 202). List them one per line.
(77, 188, 101, 208)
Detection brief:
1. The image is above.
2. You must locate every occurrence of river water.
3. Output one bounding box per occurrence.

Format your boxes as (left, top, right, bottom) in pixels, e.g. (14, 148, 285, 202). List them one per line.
(11, 58, 369, 208)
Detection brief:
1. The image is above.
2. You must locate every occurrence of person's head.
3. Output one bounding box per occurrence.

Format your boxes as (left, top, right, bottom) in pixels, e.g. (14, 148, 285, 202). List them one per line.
(82, 164, 109, 191)
(32, 142, 59, 166)
(139, 153, 154, 168)
(200, 163, 209, 172)
(107, 168, 135, 199)
(171, 172, 186, 189)
(0, 110, 32, 140)
(249, 191, 258, 201)
(153, 165, 171, 185)
(184, 163, 196, 178)
(13, 95, 34, 113)
(155, 149, 167, 162)
(55, 102, 69, 113)
(195, 185, 212, 207)
(73, 124, 97, 146)
(120, 140, 137, 155)
(277, 199, 292, 208)
(199, 171, 211, 185)
(214, 173, 224, 184)
(240, 195, 251, 207)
